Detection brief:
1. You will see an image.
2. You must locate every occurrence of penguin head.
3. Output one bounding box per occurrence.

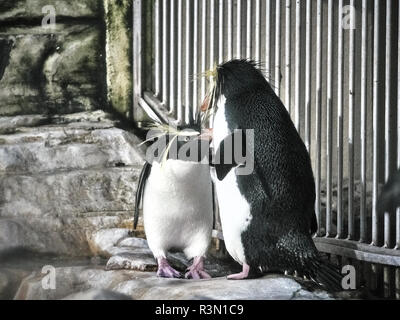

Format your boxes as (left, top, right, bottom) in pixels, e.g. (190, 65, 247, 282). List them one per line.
(147, 112, 211, 164)
(201, 59, 271, 111)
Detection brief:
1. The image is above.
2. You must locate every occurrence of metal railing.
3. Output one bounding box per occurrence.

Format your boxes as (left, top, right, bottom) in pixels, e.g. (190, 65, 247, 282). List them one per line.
(133, 0, 400, 298)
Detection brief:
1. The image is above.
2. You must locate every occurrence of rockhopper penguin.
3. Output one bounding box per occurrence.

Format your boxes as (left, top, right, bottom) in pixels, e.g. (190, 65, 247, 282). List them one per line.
(201, 59, 342, 291)
(134, 116, 213, 279)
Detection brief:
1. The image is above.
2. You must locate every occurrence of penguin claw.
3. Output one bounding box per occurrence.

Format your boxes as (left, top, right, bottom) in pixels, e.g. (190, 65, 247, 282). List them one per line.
(226, 263, 250, 280)
(157, 258, 182, 278)
(185, 269, 211, 280)
(185, 256, 212, 280)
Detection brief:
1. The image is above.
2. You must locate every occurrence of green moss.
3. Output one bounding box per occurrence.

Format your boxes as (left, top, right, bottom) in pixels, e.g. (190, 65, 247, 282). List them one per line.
(104, 0, 133, 118)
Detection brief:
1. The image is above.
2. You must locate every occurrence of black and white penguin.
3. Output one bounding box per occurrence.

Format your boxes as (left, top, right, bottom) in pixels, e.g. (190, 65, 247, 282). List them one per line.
(201, 59, 342, 291)
(134, 116, 213, 279)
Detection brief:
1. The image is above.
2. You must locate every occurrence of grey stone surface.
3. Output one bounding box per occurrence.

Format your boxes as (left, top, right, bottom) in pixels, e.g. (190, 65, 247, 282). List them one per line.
(13, 265, 334, 300)
(0, 24, 106, 116)
(63, 288, 132, 300)
(0, 111, 144, 257)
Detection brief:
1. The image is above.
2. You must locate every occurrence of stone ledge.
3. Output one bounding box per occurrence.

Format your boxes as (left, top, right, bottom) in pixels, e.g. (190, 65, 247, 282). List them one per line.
(0, 1, 102, 21)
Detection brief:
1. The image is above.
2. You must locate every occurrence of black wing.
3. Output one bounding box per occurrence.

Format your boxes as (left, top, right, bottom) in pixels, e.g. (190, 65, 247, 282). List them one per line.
(134, 161, 152, 230)
(214, 130, 248, 181)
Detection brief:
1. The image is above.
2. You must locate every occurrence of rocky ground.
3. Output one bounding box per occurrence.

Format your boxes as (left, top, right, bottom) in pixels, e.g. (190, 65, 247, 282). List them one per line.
(3, 229, 336, 300)
(0, 110, 346, 300)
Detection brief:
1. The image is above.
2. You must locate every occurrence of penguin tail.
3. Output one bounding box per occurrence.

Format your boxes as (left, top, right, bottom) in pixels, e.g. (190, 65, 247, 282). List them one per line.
(308, 257, 343, 292)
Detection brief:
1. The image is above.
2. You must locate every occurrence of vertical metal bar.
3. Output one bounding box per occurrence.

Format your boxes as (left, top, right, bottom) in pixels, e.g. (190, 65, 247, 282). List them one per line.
(337, 0, 344, 239)
(218, 0, 224, 63)
(360, 0, 368, 243)
(255, 0, 261, 62)
(348, 0, 355, 240)
(397, 0, 400, 251)
(177, 0, 183, 122)
(237, 0, 242, 58)
(384, 0, 392, 248)
(326, 0, 333, 237)
(185, 0, 192, 124)
(154, 0, 161, 97)
(246, 0, 252, 58)
(285, 0, 291, 113)
(209, 0, 215, 127)
(193, 0, 199, 119)
(201, 0, 207, 101)
(133, 0, 143, 120)
(169, 0, 176, 114)
(275, 0, 281, 97)
(294, 0, 301, 131)
(304, 0, 311, 152)
(162, 0, 169, 106)
(265, 0, 271, 82)
(315, 0, 322, 235)
(227, 0, 233, 60)
(372, 0, 379, 246)
(210, 0, 215, 68)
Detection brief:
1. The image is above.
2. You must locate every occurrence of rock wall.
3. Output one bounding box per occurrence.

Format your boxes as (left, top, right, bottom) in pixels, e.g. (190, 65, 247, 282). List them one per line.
(0, 0, 107, 116)
(0, 111, 144, 257)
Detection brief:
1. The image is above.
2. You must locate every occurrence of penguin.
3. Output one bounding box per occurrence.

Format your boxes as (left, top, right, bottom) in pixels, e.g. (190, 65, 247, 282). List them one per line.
(377, 169, 400, 214)
(201, 59, 342, 291)
(134, 115, 213, 279)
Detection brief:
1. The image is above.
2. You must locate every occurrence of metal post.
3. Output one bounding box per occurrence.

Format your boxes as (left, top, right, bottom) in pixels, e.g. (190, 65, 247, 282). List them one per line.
(154, 0, 161, 97)
(227, 0, 233, 60)
(255, 0, 261, 62)
(275, 0, 281, 97)
(384, 0, 392, 248)
(201, 0, 207, 101)
(246, 0, 252, 58)
(161, 0, 169, 106)
(348, 0, 355, 240)
(237, 0, 242, 58)
(360, 0, 367, 243)
(315, 0, 322, 235)
(294, 0, 301, 131)
(193, 0, 199, 119)
(337, 0, 344, 239)
(326, 0, 333, 237)
(304, 0, 311, 152)
(169, 0, 176, 114)
(177, 0, 183, 123)
(265, 0, 271, 82)
(285, 0, 291, 113)
(218, 0, 224, 63)
(372, 0, 380, 246)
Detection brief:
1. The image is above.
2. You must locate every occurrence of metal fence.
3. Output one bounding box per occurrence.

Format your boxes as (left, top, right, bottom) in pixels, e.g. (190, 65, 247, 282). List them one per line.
(133, 0, 400, 298)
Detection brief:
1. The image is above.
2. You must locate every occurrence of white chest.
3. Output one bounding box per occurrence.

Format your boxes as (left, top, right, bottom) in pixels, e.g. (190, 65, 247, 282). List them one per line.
(212, 95, 252, 265)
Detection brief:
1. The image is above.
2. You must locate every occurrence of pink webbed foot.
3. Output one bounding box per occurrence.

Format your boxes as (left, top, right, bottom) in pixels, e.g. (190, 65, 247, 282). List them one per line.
(185, 256, 211, 280)
(157, 258, 182, 278)
(227, 263, 250, 280)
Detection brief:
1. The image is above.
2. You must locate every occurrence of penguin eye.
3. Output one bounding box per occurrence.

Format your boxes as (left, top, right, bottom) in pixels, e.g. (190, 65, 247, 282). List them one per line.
(184, 136, 190, 142)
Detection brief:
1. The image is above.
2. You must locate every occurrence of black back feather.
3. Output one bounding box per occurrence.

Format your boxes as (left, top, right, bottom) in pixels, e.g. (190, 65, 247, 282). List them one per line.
(134, 161, 152, 230)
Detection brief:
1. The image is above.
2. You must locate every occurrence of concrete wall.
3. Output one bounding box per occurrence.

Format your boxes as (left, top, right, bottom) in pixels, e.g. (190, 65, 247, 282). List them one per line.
(0, 0, 108, 116)
(0, 0, 134, 118)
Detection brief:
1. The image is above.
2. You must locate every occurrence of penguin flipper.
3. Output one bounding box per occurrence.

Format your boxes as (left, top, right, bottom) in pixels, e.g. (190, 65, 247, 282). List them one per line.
(214, 130, 247, 181)
(134, 161, 152, 230)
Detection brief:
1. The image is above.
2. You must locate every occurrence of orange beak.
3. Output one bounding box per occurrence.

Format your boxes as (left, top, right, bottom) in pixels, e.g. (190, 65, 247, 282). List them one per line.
(200, 95, 210, 112)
